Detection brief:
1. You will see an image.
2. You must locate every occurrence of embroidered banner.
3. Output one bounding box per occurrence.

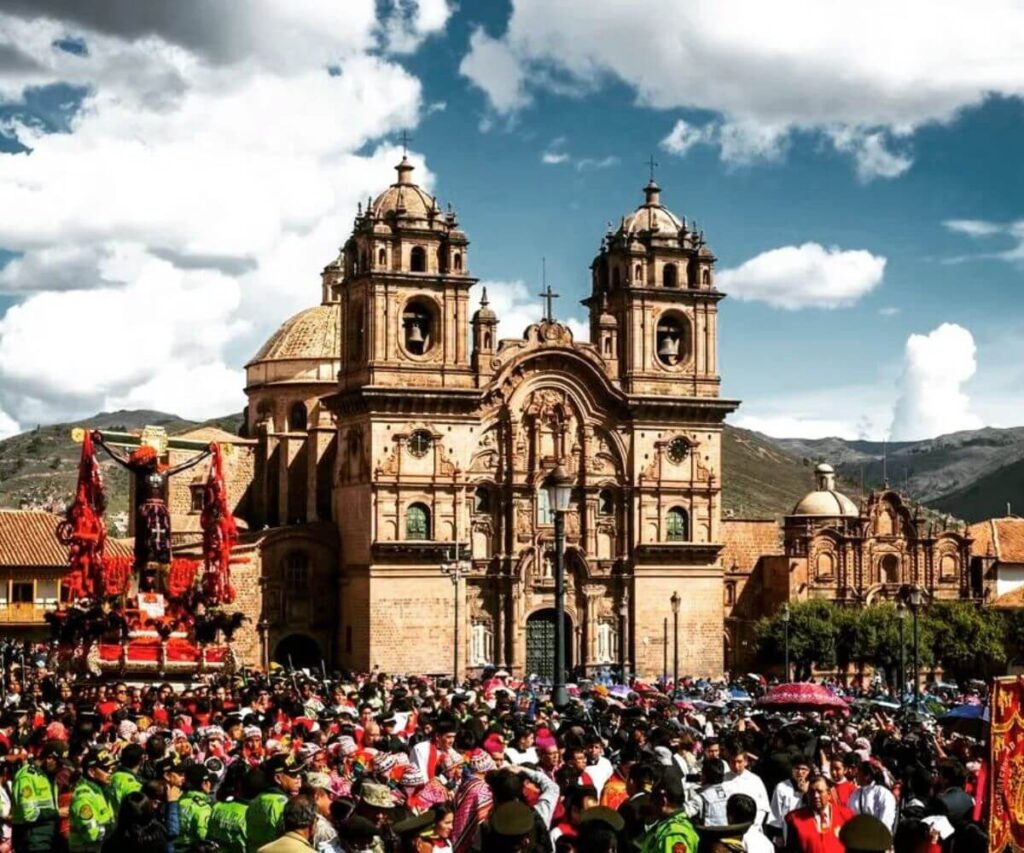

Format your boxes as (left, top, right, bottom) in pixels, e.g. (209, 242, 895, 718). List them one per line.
(990, 676, 1024, 852)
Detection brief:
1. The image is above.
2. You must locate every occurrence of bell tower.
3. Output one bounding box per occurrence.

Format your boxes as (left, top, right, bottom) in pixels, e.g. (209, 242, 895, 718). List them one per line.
(584, 178, 723, 397)
(337, 156, 477, 391)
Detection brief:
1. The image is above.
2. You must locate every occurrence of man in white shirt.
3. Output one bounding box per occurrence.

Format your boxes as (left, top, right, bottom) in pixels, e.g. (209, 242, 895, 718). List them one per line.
(504, 726, 537, 765)
(724, 749, 771, 829)
(848, 760, 897, 832)
(410, 718, 458, 780)
(727, 793, 774, 853)
(768, 756, 812, 842)
(581, 733, 613, 797)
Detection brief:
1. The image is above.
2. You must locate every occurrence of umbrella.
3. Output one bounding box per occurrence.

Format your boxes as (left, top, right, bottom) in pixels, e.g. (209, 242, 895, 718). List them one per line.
(728, 688, 752, 702)
(609, 685, 632, 700)
(939, 703, 989, 739)
(756, 682, 850, 712)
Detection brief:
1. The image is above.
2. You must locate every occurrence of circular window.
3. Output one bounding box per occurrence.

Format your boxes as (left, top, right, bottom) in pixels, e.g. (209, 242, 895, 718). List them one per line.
(667, 437, 690, 464)
(402, 298, 437, 356)
(408, 430, 432, 457)
(655, 313, 690, 367)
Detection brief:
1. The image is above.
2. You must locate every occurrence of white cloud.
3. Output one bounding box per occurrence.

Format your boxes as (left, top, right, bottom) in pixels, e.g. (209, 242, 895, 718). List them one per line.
(878, 306, 901, 317)
(944, 219, 1006, 238)
(942, 218, 1024, 263)
(889, 323, 984, 441)
(717, 243, 886, 310)
(380, 0, 453, 54)
(0, 3, 444, 430)
(661, 119, 714, 156)
(576, 155, 618, 171)
(470, 280, 588, 345)
(461, 0, 1024, 176)
(541, 151, 570, 165)
(733, 382, 893, 440)
(540, 138, 617, 170)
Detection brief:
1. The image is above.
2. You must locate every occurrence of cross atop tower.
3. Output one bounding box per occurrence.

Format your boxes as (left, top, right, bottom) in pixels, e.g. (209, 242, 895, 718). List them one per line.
(646, 154, 659, 183)
(399, 129, 412, 156)
(539, 283, 559, 322)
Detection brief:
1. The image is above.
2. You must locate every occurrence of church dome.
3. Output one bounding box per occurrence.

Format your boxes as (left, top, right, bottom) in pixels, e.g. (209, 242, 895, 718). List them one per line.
(247, 304, 340, 366)
(618, 180, 684, 237)
(791, 463, 860, 518)
(369, 156, 441, 222)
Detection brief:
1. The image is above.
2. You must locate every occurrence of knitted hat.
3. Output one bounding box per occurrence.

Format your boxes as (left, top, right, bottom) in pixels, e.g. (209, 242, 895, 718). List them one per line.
(400, 766, 428, 787)
(338, 736, 358, 757)
(469, 749, 496, 773)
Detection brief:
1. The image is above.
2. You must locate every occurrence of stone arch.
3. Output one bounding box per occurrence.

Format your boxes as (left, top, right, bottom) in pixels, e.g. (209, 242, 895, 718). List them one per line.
(410, 245, 426, 272)
(274, 633, 322, 669)
(879, 553, 900, 584)
(663, 263, 678, 288)
(288, 401, 308, 432)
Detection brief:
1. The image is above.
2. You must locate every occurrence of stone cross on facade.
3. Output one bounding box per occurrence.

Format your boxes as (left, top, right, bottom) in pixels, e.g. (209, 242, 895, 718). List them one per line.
(539, 283, 559, 322)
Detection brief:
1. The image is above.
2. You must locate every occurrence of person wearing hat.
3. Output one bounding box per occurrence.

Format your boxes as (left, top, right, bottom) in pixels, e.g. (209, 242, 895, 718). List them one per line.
(68, 748, 117, 852)
(356, 781, 398, 844)
(485, 801, 536, 852)
(109, 743, 146, 814)
(11, 738, 64, 852)
(247, 754, 305, 852)
(393, 809, 438, 853)
(337, 814, 382, 853)
(639, 777, 700, 853)
(577, 805, 625, 852)
(836, 814, 892, 853)
(176, 763, 215, 851)
(209, 766, 264, 853)
(300, 771, 340, 852)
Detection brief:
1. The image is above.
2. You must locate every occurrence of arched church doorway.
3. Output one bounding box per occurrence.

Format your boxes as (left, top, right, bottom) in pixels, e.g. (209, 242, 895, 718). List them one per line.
(525, 609, 572, 680)
(274, 633, 322, 670)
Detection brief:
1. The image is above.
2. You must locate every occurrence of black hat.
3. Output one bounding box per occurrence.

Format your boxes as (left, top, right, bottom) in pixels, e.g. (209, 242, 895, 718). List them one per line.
(838, 815, 893, 852)
(185, 763, 214, 788)
(393, 810, 435, 838)
(490, 801, 535, 838)
(264, 753, 306, 776)
(154, 754, 184, 776)
(579, 806, 625, 833)
(339, 815, 380, 844)
(83, 748, 117, 770)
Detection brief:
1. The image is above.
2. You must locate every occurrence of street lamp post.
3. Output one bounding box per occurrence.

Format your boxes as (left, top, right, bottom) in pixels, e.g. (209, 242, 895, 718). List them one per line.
(257, 617, 271, 671)
(670, 591, 680, 698)
(781, 603, 791, 682)
(542, 463, 574, 708)
(896, 603, 907, 704)
(618, 592, 628, 685)
(441, 544, 471, 682)
(909, 585, 924, 712)
(663, 617, 668, 690)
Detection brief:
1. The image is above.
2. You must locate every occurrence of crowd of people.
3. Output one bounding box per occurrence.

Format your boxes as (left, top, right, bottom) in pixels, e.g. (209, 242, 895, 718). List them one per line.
(0, 642, 992, 853)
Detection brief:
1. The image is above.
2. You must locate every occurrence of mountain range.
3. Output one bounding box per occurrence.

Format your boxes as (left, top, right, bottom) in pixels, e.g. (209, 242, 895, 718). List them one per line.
(0, 410, 1019, 524)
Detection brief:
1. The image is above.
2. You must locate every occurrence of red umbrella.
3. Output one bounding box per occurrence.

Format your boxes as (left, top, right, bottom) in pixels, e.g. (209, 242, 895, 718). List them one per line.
(757, 682, 849, 712)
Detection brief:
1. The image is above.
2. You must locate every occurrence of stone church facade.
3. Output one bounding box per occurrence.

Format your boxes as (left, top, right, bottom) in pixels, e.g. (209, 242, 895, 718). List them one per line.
(238, 158, 739, 678)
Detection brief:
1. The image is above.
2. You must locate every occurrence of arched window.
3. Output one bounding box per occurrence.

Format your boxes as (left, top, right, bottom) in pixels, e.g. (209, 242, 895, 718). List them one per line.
(288, 402, 308, 432)
(880, 554, 899, 584)
(410, 246, 426, 272)
(377, 248, 386, 267)
(537, 489, 553, 526)
(666, 507, 689, 542)
(474, 486, 491, 514)
(454, 252, 462, 272)
(190, 484, 204, 513)
(598, 489, 614, 515)
(816, 551, 835, 579)
(437, 247, 448, 273)
(701, 268, 711, 288)
(403, 299, 434, 355)
(634, 264, 643, 283)
(663, 264, 678, 288)
(725, 581, 737, 607)
(284, 552, 310, 592)
(406, 503, 430, 539)
(656, 314, 689, 366)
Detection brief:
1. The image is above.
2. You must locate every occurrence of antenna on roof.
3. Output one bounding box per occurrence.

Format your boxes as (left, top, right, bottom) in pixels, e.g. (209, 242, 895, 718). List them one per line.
(882, 440, 888, 488)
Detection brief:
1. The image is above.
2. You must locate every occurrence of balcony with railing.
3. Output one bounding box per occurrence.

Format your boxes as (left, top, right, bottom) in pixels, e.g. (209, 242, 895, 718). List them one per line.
(0, 603, 56, 624)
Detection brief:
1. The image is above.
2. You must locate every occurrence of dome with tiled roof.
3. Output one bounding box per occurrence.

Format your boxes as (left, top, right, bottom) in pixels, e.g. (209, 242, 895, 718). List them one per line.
(369, 156, 442, 223)
(247, 304, 340, 366)
(617, 180, 685, 238)
(791, 463, 860, 518)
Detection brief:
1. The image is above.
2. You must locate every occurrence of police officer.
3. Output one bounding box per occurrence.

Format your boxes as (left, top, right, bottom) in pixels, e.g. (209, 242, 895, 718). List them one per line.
(11, 739, 64, 852)
(109, 743, 145, 815)
(245, 754, 304, 852)
(69, 748, 117, 853)
(209, 767, 265, 853)
(176, 763, 215, 852)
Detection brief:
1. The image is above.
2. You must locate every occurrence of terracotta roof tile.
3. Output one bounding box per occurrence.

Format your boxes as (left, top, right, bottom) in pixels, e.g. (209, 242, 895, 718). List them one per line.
(968, 517, 1024, 563)
(991, 584, 1024, 609)
(0, 510, 131, 568)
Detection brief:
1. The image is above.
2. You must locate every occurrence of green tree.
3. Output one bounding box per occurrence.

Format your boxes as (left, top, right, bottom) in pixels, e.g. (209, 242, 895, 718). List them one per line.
(756, 600, 838, 679)
(924, 601, 1005, 681)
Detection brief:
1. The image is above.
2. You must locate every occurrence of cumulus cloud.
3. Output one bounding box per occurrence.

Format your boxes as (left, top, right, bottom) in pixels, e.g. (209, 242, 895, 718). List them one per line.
(470, 280, 588, 345)
(461, 0, 1024, 177)
(0, 2, 448, 433)
(889, 323, 984, 441)
(734, 383, 893, 440)
(717, 243, 886, 310)
(661, 119, 714, 156)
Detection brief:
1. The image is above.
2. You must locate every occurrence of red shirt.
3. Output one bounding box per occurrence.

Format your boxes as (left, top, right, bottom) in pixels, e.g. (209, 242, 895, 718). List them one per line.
(833, 780, 856, 808)
(785, 804, 854, 853)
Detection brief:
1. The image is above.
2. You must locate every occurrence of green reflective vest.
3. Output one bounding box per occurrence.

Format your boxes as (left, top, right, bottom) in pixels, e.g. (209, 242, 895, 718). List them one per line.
(176, 790, 214, 851)
(11, 764, 58, 852)
(245, 788, 288, 853)
(69, 778, 115, 853)
(639, 810, 700, 853)
(208, 799, 249, 853)
(109, 769, 142, 816)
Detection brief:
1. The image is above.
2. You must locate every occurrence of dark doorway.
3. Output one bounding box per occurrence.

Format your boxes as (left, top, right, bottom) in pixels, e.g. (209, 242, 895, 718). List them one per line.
(525, 608, 572, 680)
(274, 633, 322, 670)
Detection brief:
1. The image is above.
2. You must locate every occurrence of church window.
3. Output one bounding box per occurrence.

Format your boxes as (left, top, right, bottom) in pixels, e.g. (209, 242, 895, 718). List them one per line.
(663, 263, 678, 288)
(596, 621, 617, 663)
(656, 313, 689, 367)
(471, 622, 493, 666)
(403, 299, 434, 355)
(288, 402, 308, 432)
(537, 488, 553, 526)
(406, 503, 431, 539)
(438, 247, 448, 273)
(666, 507, 689, 542)
(410, 245, 426, 272)
(725, 582, 736, 607)
(474, 486, 491, 514)
(702, 268, 711, 287)
(190, 485, 204, 513)
(816, 551, 835, 580)
(408, 430, 432, 457)
(880, 553, 899, 584)
(377, 248, 386, 267)
(284, 552, 310, 592)
(348, 302, 364, 362)
(667, 437, 690, 464)
(598, 489, 614, 515)
(940, 553, 958, 580)
(454, 252, 462, 272)
(634, 264, 643, 283)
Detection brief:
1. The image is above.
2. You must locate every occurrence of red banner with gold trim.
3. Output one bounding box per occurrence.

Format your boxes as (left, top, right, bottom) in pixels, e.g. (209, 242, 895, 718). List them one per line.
(990, 676, 1024, 851)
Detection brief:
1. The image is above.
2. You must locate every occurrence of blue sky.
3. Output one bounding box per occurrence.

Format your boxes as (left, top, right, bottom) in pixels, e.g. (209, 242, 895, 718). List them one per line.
(0, 1, 1021, 441)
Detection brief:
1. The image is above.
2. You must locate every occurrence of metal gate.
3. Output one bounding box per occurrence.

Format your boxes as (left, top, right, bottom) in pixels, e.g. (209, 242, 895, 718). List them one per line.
(526, 612, 556, 679)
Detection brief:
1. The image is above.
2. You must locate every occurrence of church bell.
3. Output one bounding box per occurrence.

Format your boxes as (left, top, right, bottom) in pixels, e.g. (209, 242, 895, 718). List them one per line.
(406, 321, 425, 344)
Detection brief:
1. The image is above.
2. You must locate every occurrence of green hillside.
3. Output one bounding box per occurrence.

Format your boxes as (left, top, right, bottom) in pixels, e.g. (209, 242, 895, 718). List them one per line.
(931, 457, 1024, 523)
